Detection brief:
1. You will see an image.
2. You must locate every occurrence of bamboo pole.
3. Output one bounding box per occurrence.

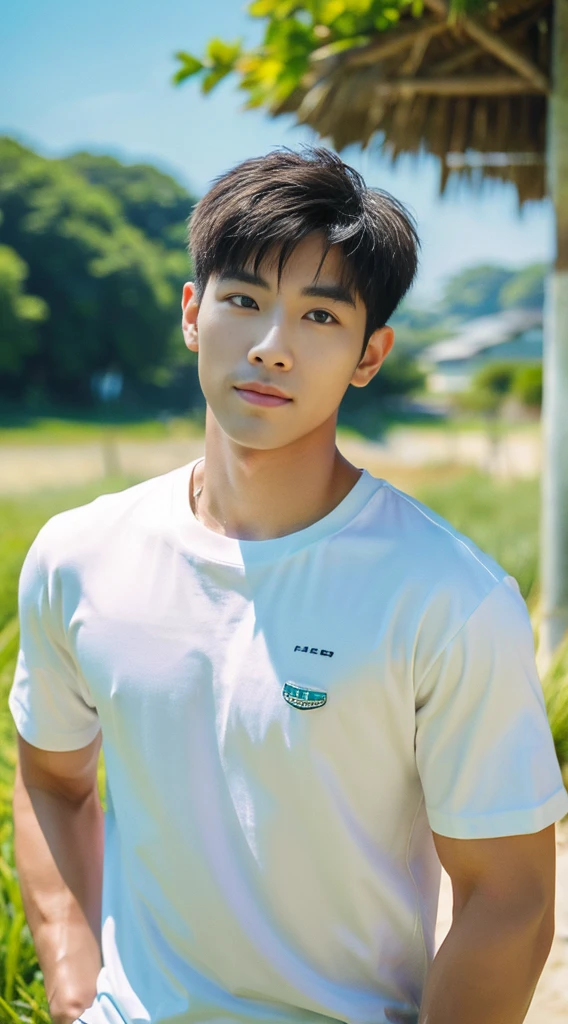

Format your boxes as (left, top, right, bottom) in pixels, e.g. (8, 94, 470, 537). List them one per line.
(427, 44, 481, 75)
(311, 21, 448, 72)
(538, 0, 568, 671)
(370, 75, 543, 97)
(400, 31, 435, 74)
(423, 0, 549, 91)
(460, 19, 550, 92)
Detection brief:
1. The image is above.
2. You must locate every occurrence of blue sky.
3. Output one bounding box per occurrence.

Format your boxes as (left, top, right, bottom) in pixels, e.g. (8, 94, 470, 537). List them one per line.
(1, 0, 553, 303)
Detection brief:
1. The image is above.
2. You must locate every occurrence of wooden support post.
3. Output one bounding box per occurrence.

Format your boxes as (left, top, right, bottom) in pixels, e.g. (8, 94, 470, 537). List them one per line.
(538, 0, 568, 670)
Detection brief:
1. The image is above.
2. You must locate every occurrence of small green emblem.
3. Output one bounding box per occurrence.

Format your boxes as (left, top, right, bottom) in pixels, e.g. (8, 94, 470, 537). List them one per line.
(282, 682, 327, 710)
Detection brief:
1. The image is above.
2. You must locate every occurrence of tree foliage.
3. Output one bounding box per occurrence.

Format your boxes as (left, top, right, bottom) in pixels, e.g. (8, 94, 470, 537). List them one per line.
(456, 360, 543, 416)
(65, 153, 192, 249)
(170, 0, 496, 110)
(512, 363, 542, 408)
(499, 263, 547, 311)
(474, 361, 518, 396)
(431, 262, 547, 322)
(172, 0, 428, 110)
(0, 243, 48, 377)
(0, 138, 196, 405)
(339, 346, 426, 433)
(0, 133, 544, 422)
(439, 265, 517, 319)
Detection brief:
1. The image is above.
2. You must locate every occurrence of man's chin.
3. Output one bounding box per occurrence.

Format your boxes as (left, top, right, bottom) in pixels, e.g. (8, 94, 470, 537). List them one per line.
(204, 403, 335, 453)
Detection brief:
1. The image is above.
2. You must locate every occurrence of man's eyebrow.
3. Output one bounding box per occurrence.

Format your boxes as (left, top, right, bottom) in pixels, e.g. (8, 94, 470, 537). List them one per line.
(218, 269, 271, 291)
(302, 283, 356, 309)
(218, 269, 357, 309)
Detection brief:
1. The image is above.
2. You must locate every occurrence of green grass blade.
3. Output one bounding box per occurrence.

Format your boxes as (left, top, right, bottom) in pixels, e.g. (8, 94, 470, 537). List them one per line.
(15, 977, 51, 1023)
(543, 631, 568, 768)
(4, 910, 25, 1002)
(0, 992, 25, 1022)
(0, 619, 19, 674)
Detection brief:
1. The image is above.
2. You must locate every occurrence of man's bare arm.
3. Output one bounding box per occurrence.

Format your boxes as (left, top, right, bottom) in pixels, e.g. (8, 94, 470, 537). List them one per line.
(418, 825, 557, 1023)
(13, 731, 105, 1024)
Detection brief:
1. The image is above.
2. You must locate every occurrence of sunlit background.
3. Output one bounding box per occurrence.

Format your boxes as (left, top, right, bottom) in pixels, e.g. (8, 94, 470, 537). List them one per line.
(0, 2, 566, 1021)
(1, 0, 554, 298)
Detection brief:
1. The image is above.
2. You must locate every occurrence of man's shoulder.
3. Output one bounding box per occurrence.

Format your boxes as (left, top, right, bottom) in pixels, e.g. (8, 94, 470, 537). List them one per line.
(376, 478, 508, 593)
(34, 466, 183, 573)
(368, 479, 523, 688)
(364, 478, 516, 669)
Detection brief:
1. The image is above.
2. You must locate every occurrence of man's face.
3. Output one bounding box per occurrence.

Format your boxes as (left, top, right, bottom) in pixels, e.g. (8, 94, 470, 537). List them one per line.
(181, 232, 394, 451)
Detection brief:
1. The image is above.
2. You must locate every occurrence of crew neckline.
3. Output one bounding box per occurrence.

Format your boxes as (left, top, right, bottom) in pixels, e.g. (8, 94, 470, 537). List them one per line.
(170, 458, 384, 567)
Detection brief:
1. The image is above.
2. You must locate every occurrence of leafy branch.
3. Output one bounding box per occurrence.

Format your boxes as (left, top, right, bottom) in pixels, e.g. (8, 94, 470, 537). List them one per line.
(172, 0, 426, 109)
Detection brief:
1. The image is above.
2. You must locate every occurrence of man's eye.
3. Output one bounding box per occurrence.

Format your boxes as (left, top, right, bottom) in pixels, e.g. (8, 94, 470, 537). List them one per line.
(226, 296, 336, 324)
(227, 295, 258, 309)
(306, 310, 337, 325)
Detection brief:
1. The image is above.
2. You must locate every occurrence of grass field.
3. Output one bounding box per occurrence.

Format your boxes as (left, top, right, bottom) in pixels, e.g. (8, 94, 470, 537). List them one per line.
(0, 465, 566, 1020)
(0, 476, 133, 1022)
(0, 415, 206, 447)
(0, 409, 540, 448)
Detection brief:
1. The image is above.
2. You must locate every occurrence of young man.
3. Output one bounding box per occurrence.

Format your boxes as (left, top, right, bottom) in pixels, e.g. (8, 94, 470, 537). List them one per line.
(9, 145, 568, 1024)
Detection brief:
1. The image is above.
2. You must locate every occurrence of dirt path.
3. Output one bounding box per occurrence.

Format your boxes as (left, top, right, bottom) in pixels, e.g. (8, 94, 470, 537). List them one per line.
(0, 428, 540, 494)
(0, 439, 206, 493)
(434, 817, 568, 1022)
(344, 428, 541, 479)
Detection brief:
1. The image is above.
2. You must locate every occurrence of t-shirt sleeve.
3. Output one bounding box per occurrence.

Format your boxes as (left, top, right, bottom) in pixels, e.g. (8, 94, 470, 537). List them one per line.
(8, 527, 101, 751)
(415, 574, 568, 839)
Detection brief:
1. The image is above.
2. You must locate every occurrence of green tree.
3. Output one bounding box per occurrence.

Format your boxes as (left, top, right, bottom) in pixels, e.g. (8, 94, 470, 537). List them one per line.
(66, 152, 196, 249)
(474, 362, 517, 396)
(512, 363, 542, 408)
(0, 243, 48, 378)
(453, 361, 516, 416)
(0, 137, 191, 404)
(339, 348, 425, 433)
(389, 301, 457, 351)
(438, 265, 516, 320)
(499, 263, 547, 311)
(456, 361, 544, 418)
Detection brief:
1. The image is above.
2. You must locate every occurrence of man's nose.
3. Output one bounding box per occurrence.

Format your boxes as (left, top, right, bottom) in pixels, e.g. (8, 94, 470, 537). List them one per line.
(247, 322, 293, 370)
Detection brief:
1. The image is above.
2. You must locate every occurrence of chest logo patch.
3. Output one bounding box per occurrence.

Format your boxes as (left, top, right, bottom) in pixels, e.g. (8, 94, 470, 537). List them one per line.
(282, 682, 327, 710)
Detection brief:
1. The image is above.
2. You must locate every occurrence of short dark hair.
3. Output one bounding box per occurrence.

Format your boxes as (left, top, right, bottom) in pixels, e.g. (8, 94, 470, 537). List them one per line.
(188, 145, 420, 354)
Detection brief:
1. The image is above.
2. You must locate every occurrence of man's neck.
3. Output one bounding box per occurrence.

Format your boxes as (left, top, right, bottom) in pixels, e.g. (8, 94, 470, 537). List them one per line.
(192, 414, 362, 541)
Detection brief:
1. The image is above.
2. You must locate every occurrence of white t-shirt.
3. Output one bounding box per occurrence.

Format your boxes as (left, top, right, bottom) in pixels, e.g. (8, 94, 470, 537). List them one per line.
(9, 459, 568, 1024)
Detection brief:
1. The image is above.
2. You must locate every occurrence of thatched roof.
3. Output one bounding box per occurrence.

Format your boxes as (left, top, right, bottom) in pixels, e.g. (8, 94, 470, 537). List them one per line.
(270, 0, 550, 205)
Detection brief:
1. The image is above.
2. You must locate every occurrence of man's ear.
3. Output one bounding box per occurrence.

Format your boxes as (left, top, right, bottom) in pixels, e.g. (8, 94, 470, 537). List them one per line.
(181, 282, 199, 353)
(350, 325, 395, 388)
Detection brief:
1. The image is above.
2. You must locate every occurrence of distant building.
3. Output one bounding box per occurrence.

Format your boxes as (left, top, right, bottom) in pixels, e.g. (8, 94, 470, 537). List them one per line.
(420, 309, 543, 394)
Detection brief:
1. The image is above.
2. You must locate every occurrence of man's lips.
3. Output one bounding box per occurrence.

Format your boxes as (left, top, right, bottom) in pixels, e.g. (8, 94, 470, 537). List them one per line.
(233, 384, 292, 407)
